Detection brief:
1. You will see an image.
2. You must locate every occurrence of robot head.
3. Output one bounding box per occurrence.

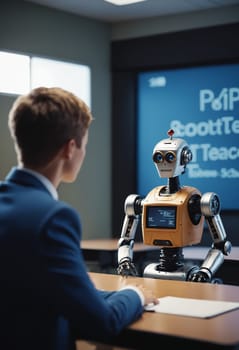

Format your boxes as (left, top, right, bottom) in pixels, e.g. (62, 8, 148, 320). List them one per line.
(152, 129, 192, 178)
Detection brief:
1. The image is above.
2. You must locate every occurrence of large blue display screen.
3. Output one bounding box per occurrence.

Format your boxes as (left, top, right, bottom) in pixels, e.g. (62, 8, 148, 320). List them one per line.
(137, 63, 239, 210)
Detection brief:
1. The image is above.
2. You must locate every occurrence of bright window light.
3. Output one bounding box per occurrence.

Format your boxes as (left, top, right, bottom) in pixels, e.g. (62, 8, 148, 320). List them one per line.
(0, 51, 30, 95)
(0, 51, 91, 107)
(104, 0, 146, 5)
(31, 57, 91, 107)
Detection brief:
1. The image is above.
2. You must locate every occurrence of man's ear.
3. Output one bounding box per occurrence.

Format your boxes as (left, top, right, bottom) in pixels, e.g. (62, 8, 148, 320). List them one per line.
(62, 139, 76, 160)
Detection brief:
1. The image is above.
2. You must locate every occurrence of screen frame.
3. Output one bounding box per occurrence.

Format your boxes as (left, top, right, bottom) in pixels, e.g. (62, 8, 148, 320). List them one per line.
(146, 206, 177, 229)
(111, 22, 239, 236)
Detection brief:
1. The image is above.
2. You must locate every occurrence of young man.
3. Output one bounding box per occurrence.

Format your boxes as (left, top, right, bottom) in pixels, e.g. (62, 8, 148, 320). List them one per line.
(0, 87, 158, 350)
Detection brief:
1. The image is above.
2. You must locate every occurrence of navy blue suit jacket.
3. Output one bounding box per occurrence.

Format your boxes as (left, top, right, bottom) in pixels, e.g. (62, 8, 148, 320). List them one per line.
(0, 168, 143, 350)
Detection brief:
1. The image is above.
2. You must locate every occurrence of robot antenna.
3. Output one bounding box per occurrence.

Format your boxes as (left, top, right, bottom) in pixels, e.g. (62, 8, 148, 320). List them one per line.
(167, 129, 174, 139)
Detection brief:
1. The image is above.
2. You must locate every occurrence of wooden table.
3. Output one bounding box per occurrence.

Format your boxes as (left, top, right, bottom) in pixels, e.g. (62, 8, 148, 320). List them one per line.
(81, 239, 239, 285)
(85, 272, 239, 349)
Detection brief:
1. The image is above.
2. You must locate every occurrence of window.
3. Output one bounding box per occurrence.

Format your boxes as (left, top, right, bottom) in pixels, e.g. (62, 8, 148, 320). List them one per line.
(0, 51, 91, 106)
(31, 57, 91, 106)
(0, 51, 30, 95)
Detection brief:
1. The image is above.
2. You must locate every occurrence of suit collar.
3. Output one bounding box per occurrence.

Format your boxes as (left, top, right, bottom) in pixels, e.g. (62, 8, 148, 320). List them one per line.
(6, 167, 55, 198)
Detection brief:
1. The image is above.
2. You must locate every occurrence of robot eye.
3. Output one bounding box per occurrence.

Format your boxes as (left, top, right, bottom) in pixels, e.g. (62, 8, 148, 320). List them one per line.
(153, 151, 164, 163)
(165, 151, 176, 163)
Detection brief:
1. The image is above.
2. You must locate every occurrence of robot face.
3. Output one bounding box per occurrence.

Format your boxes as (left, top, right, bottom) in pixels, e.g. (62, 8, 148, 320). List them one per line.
(152, 137, 192, 178)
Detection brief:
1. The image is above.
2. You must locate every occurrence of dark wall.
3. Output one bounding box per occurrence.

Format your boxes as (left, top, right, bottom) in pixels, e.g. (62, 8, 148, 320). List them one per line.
(111, 22, 239, 246)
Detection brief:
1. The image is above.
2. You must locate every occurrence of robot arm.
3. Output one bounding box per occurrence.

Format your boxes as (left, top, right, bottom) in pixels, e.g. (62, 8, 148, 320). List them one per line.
(188, 192, 232, 283)
(117, 194, 143, 277)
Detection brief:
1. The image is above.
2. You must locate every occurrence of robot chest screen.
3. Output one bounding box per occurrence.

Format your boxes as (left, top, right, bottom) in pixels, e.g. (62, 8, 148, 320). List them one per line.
(146, 206, 176, 229)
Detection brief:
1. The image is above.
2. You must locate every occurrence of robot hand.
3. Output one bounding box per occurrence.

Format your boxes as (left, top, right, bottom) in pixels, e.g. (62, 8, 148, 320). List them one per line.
(188, 267, 223, 284)
(117, 258, 138, 277)
(187, 268, 211, 283)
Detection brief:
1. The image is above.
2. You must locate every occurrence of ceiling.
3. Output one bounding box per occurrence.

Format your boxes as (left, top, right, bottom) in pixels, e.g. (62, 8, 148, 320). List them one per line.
(25, 0, 239, 22)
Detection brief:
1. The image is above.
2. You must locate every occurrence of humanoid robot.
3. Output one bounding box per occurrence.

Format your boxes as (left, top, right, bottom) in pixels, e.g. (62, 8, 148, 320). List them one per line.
(117, 129, 232, 283)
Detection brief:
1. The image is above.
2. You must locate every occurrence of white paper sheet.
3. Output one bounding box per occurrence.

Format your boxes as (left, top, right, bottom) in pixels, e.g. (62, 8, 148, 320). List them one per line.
(144, 296, 239, 318)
